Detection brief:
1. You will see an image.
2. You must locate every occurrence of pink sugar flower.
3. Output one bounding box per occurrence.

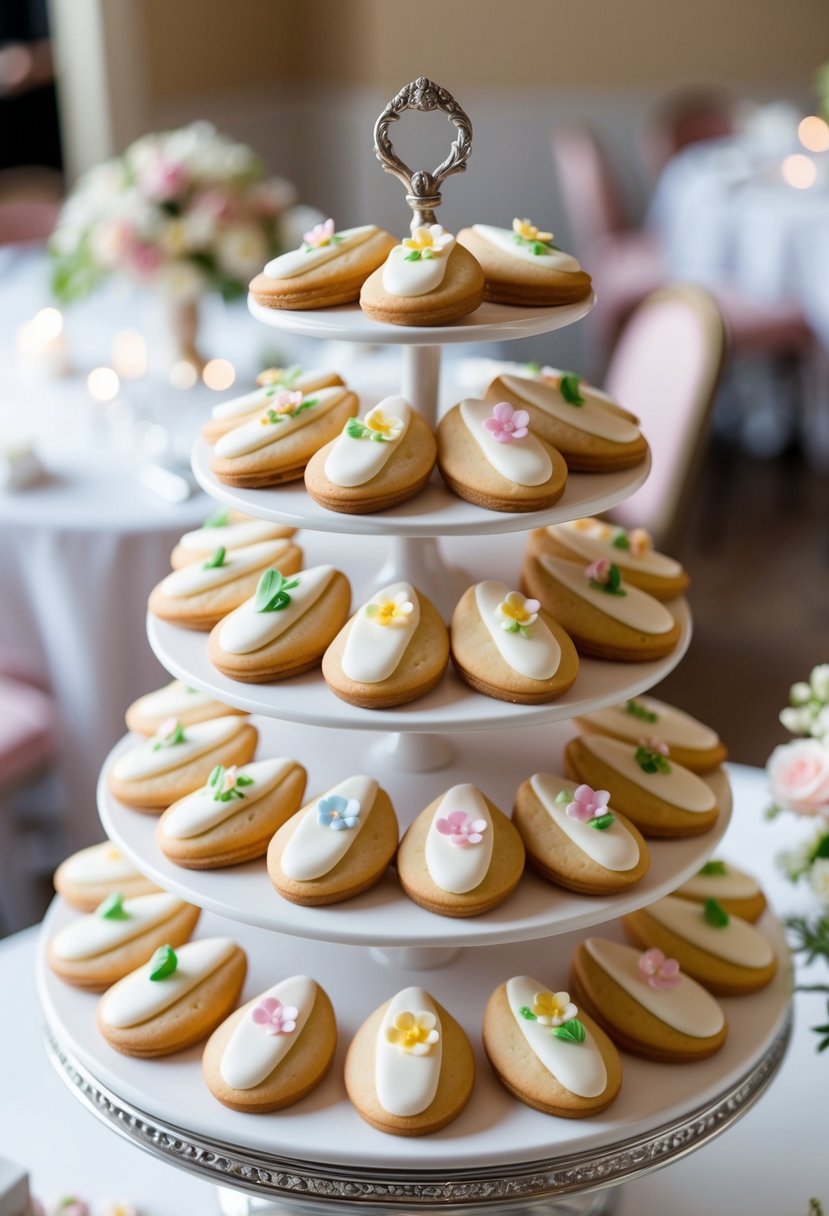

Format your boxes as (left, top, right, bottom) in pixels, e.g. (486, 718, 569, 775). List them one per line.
(483, 401, 529, 444)
(304, 217, 336, 247)
(585, 558, 611, 584)
(639, 735, 670, 756)
(251, 996, 299, 1035)
(436, 809, 488, 847)
(639, 947, 682, 989)
(565, 784, 611, 823)
(270, 389, 304, 414)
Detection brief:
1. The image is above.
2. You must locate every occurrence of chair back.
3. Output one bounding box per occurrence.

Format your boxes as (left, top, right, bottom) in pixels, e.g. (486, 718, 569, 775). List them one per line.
(551, 125, 626, 254)
(605, 285, 725, 548)
(0, 199, 60, 245)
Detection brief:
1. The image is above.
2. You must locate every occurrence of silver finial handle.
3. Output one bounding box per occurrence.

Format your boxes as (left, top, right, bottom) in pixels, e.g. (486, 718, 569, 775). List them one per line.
(373, 76, 473, 233)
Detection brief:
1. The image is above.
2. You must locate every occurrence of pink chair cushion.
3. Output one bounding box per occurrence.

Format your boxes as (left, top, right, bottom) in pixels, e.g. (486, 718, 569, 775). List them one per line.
(0, 675, 57, 786)
(711, 286, 812, 353)
(0, 199, 60, 245)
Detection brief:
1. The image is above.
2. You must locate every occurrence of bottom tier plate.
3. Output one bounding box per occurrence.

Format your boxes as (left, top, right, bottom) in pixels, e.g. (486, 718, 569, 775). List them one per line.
(38, 898, 792, 1207)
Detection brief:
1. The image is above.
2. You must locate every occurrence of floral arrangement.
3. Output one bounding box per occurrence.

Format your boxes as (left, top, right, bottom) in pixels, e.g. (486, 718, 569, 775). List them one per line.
(50, 122, 303, 304)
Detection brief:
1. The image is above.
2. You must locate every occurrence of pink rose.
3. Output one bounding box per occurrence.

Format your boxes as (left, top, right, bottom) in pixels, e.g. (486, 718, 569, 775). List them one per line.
(139, 155, 188, 202)
(130, 242, 163, 277)
(768, 739, 829, 816)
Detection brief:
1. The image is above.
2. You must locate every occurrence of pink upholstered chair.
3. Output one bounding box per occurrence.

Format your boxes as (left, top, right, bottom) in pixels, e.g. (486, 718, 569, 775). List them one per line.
(0, 198, 60, 245)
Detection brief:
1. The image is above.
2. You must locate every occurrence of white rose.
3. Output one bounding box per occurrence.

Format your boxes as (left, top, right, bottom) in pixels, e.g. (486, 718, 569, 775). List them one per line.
(811, 706, 829, 740)
(811, 665, 829, 701)
(215, 223, 269, 280)
(809, 857, 829, 904)
(790, 681, 813, 706)
(779, 706, 815, 735)
(155, 260, 206, 301)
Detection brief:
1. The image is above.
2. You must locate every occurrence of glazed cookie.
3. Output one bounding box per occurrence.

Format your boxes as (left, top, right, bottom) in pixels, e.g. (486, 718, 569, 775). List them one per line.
(513, 774, 649, 895)
(203, 366, 345, 443)
(623, 895, 777, 995)
(484, 373, 647, 473)
(345, 986, 475, 1136)
(267, 776, 398, 906)
(575, 694, 727, 773)
(437, 398, 568, 513)
(360, 225, 484, 327)
(47, 892, 200, 990)
(157, 757, 307, 869)
(170, 509, 296, 569)
(208, 565, 351, 684)
(673, 860, 766, 923)
(396, 784, 525, 918)
(304, 396, 437, 514)
(54, 841, 159, 911)
(250, 219, 397, 310)
(571, 937, 727, 1063)
(483, 975, 621, 1117)
(210, 385, 359, 489)
(107, 715, 259, 811)
(456, 218, 592, 307)
(527, 519, 689, 601)
(565, 734, 719, 838)
(97, 937, 247, 1058)
(449, 582, 579, 705)
(522, 554, 681, 661)
(203, 975, 337, 1112)
(322, 582, 448, 709)
(125, 680, 245, 736)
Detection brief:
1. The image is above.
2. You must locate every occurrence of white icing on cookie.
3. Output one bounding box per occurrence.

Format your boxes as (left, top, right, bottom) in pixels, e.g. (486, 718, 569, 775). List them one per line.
(678, 864, 760, 903)
(51, 892, 184, 961)
(219, 975, 317, 1090)
(158, 540, 292, 599)
(529, 773, 640, 872)
(459, 398, 553, 486)
(279, 775, 378, 881)
(212, 371, 339, 422)
(645, 896, 774, 969)
(584, 696, 719, 751)
(323, 396, 411, 488)
(128, 680, 228, 724)
(579, 736, 716, 814)
(473, 225, 582, 272)
(160, 758, 296, 840)
(539, 556, 674, 635)
(179, 519, 289, 555)
(60, 842, 141, 886)
(500, 374, 640, 444)
(217, 565, 336, 656)
(264, 225, 377, 279)
(550, 521, 682, 578)
(473, 580, 560, 681)
(375, 987, 442, 1117)
(112, 716, 247, 782)
(214, 387, 348, 460)
(382, 230, 455, 297)
(424, 784, 494, 894)
(506, 975, 607, 1097)
(584, 937, 725, 1038)
(100, 937, 236, 1029)
(341, 582, 419, 683)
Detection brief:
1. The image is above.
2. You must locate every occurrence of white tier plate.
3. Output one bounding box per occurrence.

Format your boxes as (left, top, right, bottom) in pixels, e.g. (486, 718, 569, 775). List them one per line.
(99, 717, 731, 946)
(37, 896, 791, 1172)
(247, 293, 595, 345)
(191, 440, 651, 538)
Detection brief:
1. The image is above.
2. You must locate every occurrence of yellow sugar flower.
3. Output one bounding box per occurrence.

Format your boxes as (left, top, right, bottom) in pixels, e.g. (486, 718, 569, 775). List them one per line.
(629, 527, 653, 557)
(256, 367, 285, 386)
(366, 590, 414, 628)
(513, 217, 553, 244)
(385, 1009, 440, 1055)
(532, 990, 578, 1027)
(497, 590, 540, 631)
(572, 517, 597, 532)
(364, 406, 405, 442)
(402, 223, 454, 256)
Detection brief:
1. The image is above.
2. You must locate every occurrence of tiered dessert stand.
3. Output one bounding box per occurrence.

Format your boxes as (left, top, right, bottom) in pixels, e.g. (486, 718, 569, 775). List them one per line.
(37, 79, 792, 1215)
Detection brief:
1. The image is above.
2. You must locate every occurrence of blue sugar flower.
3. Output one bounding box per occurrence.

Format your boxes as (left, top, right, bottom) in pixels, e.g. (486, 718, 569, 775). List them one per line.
(317, 794, 361, 830)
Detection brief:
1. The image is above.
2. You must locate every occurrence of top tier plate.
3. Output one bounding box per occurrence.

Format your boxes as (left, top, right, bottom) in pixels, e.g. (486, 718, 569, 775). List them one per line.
(247, 292, 595, 345)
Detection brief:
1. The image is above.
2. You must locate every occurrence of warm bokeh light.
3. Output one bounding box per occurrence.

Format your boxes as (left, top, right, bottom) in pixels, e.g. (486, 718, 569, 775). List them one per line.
(111, 330, 148, 379)
(781, 153, 817, 189)
(798, 115, 829, 153)
(31, 307, 64, 341)
(170, 360, 198, 390)
(202, 358, 236, 391)
(86, 367, 120, 402)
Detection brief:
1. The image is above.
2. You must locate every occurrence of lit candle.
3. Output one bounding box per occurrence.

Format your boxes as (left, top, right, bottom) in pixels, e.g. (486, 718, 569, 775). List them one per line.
(15, 307, 70, 379)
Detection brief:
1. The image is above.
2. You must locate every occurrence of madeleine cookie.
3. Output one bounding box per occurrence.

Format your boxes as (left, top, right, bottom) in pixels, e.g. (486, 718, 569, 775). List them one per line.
(268, 776, 398, 906)
(203, 366, 345, 442)
(97, 937, 247, 1058)
(148, 538, 303, 631)
(210, 386, 359, 489)
(322, 582, 448, 709)
(397, 784, 525, 918)
(108, 716, 259, 811)
(485, 373, 647, 472)
(623, 895, 777, 995)
(523, 554, 681, 661)
(576, 695, 727, 773)
(437, 398, 567, 513)
(157, 757, 307, 869)
(450, 582, 578, 705)
(125, 680, 246, 736)
(483, 976, 621, 1116)
(47, 892, 200, 990)
(457, 218, 592, 307)
(673, 860, 766, 923)
(208, 565, 350, 684)
(528, 519, 689, 601)
(54, 842, 159, 911)
(170, 510, 296, 569)
(571, 937, 727, 1063)
(345, 986, 474, 1136)
(565, 735, 719, 838)
(513, 774, 649, 895)
(203, 975, 336, 1112)
(305, 396, 436, 514)
(250, 220, 397, 310)
(360, 226, 484, 327)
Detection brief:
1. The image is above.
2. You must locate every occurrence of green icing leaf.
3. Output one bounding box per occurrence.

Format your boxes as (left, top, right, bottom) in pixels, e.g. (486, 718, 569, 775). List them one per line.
(590, 563, 627, 597)
(612, 531, 631, 550)
(703, 898, 730, 928)
(97, 893, 129, 920)
(204, 508, 230, 528)
(149, 944, 178, 981)
(590, 813, 615, 831)
(634, 745, 672, 775)
(551, 1018, 586, 1043)
(518, 1006, 537, 1021)
(290, 396, 317, 417)
(152, 720, 186, 751)
(346, 417, 369, 440)
(559, 372, 585, 405)
(254, 568, 300, 613)
(526, 361, 542, 375)
(237, 774, 254, 787)
(209, 763, 254, 802)
(699, 860, 729, 877)
(555, 789, 572, 805)
(404, 250, 422, 261)
(202, 546, 226, 570)
(625, 698, 658, 723)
